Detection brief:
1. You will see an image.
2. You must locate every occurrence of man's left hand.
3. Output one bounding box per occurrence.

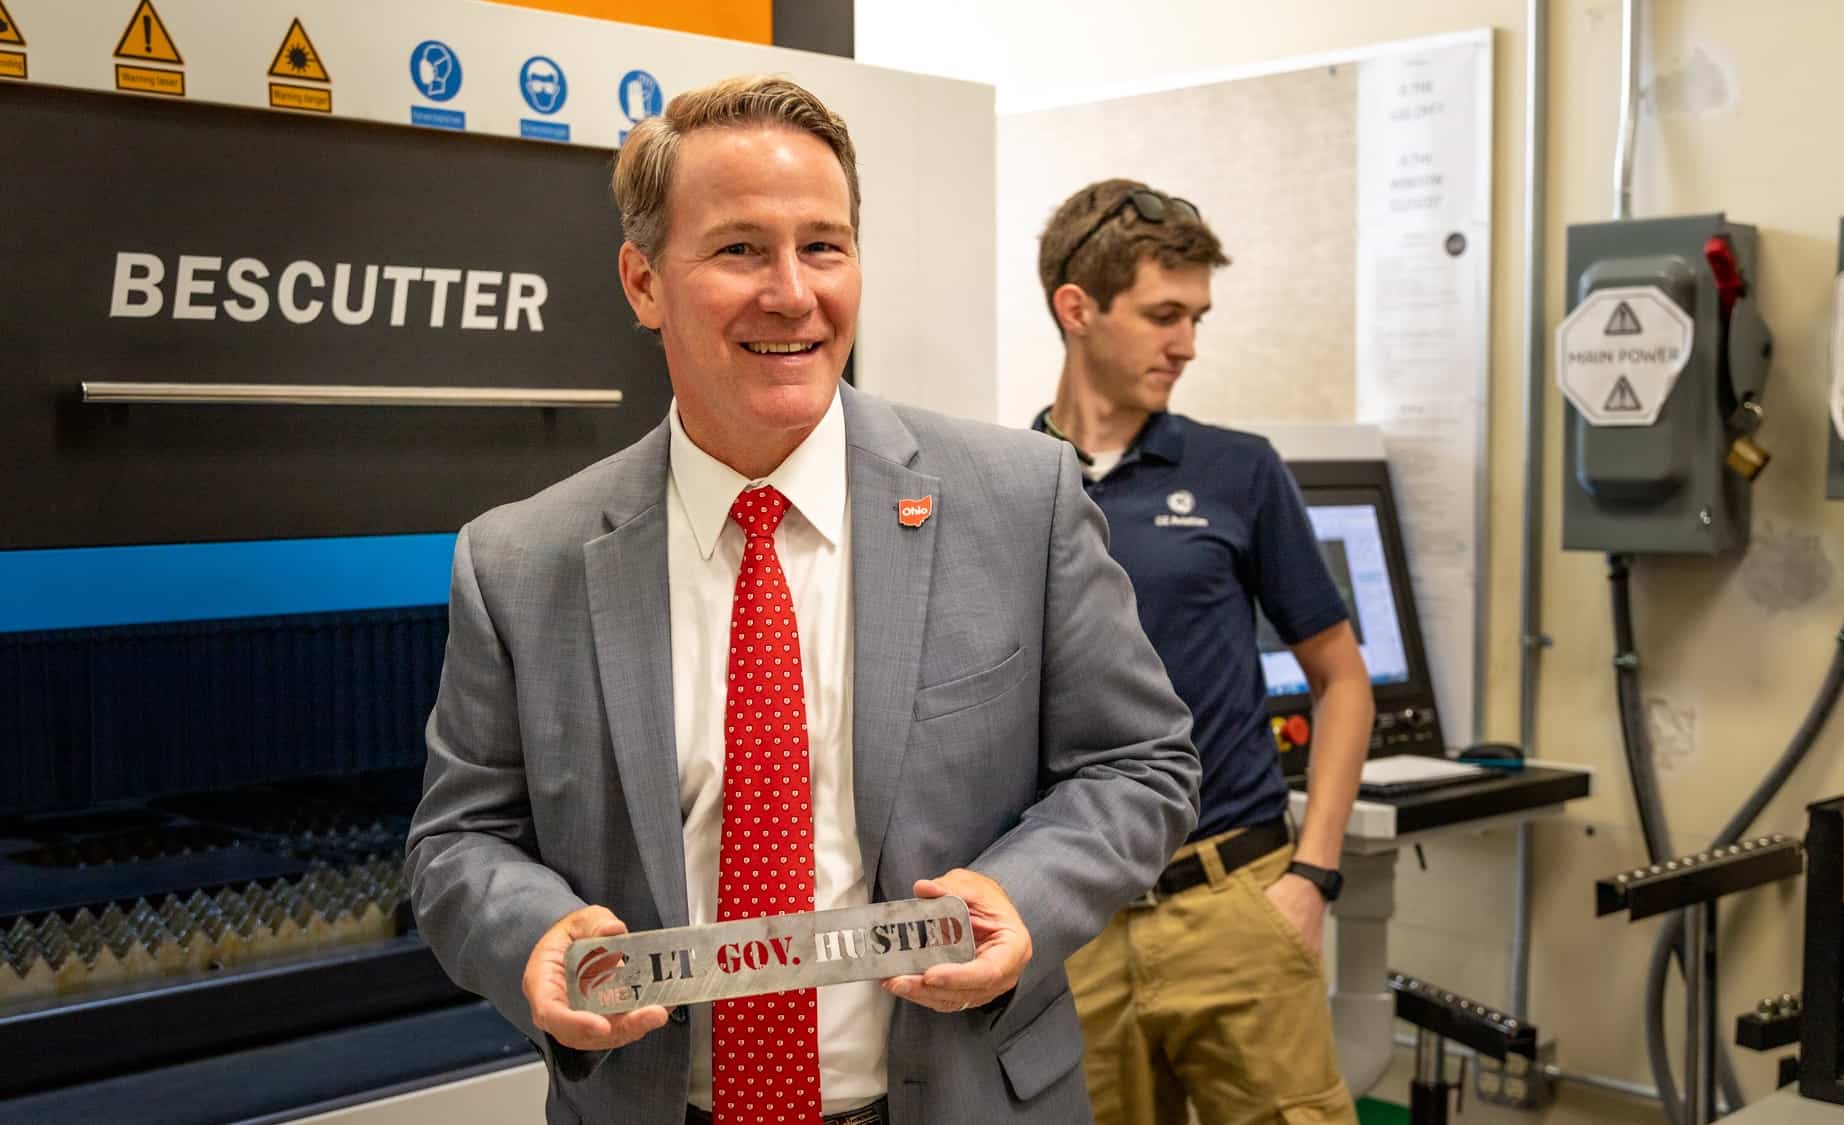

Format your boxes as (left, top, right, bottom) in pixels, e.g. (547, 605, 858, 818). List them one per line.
(1265, 873, 1328, 960)
(882, 869, 1032, 1014)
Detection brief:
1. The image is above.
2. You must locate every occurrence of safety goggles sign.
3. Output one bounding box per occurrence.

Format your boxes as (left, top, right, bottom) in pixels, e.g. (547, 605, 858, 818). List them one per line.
(1556, 285, 1694, 427)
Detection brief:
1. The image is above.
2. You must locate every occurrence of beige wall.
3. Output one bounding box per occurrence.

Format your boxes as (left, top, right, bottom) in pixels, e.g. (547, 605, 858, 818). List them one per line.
(861, 2, 1844, 1121)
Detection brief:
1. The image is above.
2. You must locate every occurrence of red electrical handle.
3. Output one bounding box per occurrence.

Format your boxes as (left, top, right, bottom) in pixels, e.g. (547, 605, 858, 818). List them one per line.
(1704, 234, 1744, 316)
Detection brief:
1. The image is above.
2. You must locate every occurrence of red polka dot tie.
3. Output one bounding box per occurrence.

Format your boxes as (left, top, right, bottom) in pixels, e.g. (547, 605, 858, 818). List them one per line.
(714, 485, 821, 1125)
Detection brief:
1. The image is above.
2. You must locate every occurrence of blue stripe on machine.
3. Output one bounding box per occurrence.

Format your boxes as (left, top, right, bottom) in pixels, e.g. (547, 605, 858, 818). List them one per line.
(0, 534, 456, 633)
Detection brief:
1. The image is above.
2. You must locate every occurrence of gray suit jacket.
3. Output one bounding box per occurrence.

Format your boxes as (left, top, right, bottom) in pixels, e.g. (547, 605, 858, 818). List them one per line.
(407, 385, 1198, 1124)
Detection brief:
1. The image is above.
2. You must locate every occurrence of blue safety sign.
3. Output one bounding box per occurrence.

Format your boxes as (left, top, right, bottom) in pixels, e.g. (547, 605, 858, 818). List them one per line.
(409, 39, 461, 102)
(520, 55, 566, 114)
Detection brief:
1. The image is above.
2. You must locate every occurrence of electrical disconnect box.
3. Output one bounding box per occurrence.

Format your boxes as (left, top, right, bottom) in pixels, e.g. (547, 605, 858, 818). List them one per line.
(1829, 218, 1844, 501)
(1559, 214, 1772, 554)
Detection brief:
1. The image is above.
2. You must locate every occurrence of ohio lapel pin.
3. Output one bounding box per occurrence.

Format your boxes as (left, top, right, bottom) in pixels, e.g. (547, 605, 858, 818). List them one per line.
(898, 495, 933, 528)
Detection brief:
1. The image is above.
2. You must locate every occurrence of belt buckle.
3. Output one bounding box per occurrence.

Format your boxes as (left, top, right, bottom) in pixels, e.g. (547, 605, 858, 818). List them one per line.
(831, 1105, 883, 1125)
(1126, 888, 1161, 910)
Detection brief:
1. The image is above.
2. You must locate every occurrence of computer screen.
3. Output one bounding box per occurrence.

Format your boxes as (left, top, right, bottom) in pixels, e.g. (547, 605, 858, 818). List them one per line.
(1258, 487, 1414, 698)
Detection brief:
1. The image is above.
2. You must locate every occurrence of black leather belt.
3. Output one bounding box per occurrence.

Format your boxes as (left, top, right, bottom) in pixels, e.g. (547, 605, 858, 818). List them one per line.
(1128, 817, 1291, 907)
(686, 1097, 888, 1125)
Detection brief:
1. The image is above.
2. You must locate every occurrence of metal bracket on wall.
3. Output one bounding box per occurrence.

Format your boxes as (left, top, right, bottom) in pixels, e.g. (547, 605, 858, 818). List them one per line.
(1595, 834, 1802, 919)
(1391, 973, 1541, 1123)
(80, 381, 624, 408)
(1596, 833, 1806, 1125)
(1735, 993, 1802, 1052)
(1390, 972, 1539, 1061)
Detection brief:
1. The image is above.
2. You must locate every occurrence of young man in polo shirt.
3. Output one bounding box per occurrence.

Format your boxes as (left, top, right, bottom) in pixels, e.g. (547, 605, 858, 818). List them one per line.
(1033, 179, 1374, 1125)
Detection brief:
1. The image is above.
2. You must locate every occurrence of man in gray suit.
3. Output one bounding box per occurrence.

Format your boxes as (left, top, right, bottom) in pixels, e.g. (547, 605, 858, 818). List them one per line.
(407, 75, 1198, 1125)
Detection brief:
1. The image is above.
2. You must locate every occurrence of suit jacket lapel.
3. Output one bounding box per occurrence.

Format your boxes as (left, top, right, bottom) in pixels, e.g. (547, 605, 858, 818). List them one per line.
(582, 423, 690, 928)
(843, 386, 940, 892)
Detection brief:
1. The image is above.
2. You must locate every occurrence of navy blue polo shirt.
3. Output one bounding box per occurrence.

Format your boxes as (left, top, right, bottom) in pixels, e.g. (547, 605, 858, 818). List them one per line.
(1035, 410, 1349, 840)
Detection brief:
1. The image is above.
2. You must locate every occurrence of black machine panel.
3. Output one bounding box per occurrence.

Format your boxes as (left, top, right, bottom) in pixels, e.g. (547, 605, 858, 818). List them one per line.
(1262, 459, 1446, 775)
(1802, 796, 1844, 1105)
(0, 81, 671, 549)
(1727, 797, 1844, 1107)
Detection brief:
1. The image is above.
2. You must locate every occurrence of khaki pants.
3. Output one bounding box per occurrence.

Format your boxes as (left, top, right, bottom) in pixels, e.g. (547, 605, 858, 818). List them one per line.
(1068, 832, 1358, 1125)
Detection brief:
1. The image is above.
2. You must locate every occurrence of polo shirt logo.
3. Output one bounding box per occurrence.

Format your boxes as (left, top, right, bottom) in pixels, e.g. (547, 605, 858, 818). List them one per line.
(1156, 488, 1209, 528)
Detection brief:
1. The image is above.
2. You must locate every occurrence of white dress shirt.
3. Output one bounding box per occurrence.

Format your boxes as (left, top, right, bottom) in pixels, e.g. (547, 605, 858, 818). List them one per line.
(666, 390, 890, 1113)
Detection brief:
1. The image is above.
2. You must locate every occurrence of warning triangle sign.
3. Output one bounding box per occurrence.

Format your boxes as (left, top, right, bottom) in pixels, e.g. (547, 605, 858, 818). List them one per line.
(114, 0, 183, 65)
(0, 0, 25, 47)
(268, 18, 329, 82)
(1604, 375, 1644, 412)
(1604, 300, 1644, 336)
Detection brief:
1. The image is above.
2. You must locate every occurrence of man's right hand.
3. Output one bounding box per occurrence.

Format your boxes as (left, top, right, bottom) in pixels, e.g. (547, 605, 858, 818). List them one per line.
(522, 905, 670, 1051)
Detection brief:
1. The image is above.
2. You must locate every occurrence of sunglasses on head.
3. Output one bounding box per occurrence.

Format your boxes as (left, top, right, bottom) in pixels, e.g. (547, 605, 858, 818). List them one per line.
(1054, 190, 1202, 288)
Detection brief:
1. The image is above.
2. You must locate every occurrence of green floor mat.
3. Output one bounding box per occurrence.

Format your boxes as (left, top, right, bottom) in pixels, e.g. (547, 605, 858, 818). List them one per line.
(1356, 1096, 1410, 1125)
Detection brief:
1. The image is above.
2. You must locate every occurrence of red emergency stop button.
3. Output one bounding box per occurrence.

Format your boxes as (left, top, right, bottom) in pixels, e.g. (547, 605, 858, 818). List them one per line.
(1284, 714, 1311, 746)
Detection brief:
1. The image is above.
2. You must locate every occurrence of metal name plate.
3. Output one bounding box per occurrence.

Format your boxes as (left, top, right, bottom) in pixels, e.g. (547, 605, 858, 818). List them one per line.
(565, 897, 975, 1014)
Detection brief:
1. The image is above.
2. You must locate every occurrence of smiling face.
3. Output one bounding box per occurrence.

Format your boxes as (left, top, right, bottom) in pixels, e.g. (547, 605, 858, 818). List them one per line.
(618, 123, 860, 477)
(1070, 258, 1211, 415)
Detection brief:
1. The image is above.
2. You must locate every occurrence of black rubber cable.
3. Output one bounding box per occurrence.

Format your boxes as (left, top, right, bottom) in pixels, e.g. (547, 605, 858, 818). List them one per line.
(1608, 554, 1744, 1123)
(1609, 555, 1674, 860)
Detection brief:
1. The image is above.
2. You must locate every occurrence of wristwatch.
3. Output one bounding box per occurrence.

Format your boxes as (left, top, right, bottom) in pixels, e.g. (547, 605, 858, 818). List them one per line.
(1285, 860, 1344, 903)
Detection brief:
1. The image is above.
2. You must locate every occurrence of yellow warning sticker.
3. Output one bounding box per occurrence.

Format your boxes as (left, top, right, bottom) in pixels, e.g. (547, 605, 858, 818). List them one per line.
(0, 0, 25, 47)
(114, 0, 183, 65)
(269, 82, 332, 113)
(268, 18, 328, 82)
(115, 63, 185, 96)
(0, 50, 24, 80)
